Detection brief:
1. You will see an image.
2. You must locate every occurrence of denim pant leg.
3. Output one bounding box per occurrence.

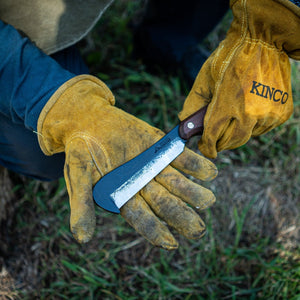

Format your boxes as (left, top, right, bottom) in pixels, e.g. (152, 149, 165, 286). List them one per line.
(135, 0, 228, 81)
(0, 45, 89, 181)
(0, 114, 65, 181)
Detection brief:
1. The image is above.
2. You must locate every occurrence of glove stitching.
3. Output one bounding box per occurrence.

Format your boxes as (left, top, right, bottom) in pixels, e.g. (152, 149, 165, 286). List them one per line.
(244, 37, 285, 52)
(212, 44, 224, 75)
(66, 132, 111, 177)
(215, 0, 248, 95)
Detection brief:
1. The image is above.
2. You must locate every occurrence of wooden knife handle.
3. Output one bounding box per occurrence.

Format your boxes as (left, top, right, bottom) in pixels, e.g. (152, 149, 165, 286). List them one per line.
(178, 106, 207, 140)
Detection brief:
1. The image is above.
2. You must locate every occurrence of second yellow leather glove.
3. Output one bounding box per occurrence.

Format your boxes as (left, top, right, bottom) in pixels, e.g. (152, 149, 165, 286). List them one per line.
(37, 75, 218, 250)
(179, 0, 300, 158)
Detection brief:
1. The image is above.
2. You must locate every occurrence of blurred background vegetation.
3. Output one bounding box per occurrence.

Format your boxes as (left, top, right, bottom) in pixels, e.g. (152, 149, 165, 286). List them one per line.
(1, 1, 299, 299)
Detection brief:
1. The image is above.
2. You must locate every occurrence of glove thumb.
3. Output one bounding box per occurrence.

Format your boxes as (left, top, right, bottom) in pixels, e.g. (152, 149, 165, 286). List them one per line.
(64, 138, 98, 243)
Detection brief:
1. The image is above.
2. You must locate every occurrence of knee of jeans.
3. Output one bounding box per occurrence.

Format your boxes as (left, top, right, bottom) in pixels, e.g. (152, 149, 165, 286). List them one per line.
(29, 155, 65, 181)
(0, 152, 65, 181)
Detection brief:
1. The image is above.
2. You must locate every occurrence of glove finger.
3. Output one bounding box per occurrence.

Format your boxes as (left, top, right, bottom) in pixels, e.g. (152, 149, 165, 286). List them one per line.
(120, 195, 179, 250)
(64, 138, 96, 243)
(252, 116, 283, 136)
(141, 180, 206, 240)
(198, 109, 255, 158)
(155, 166, 216, 210)
(171, 147, 218, 181)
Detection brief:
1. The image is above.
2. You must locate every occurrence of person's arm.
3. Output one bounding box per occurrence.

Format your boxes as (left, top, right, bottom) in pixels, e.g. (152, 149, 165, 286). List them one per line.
(179, 0, 300, 158)
(0, 20, 75, 130)
(0, 20, 218, 249)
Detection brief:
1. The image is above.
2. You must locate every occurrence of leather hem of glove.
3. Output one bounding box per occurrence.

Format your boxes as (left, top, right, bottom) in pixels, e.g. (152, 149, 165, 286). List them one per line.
(37, 75, 115, 155)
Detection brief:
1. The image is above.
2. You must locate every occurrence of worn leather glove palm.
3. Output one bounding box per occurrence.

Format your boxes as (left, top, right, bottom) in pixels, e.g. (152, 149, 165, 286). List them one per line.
(179, 0, 300, 158)
(38, 75, 218, 250)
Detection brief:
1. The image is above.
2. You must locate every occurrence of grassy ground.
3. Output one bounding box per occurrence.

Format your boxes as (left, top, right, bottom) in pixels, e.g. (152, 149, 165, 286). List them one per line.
(1, 1, 300, 299)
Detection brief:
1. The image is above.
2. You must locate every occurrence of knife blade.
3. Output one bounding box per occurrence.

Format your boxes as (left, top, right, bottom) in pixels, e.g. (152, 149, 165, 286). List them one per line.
(93, 106, 207, 213)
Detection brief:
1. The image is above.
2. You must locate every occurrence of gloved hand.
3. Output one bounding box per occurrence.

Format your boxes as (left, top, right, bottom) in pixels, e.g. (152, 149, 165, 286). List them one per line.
(38, 75, 218, 250)
(179, 0, 300, 159)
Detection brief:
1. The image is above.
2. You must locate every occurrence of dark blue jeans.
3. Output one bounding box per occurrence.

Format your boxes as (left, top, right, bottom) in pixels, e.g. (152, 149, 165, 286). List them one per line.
(0, 45, 89, 180)
(134, 0, 228, 83)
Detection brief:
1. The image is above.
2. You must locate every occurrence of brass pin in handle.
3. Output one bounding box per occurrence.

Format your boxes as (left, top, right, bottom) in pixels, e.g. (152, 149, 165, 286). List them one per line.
(178, 106, 207, 140)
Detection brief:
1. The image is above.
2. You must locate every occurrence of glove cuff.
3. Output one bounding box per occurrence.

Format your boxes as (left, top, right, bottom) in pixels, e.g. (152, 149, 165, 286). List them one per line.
(230, 0, 300, 11)
(37, 74, 115, 155)
(276, 0, 300, 11)
(229, 0, 300, 59)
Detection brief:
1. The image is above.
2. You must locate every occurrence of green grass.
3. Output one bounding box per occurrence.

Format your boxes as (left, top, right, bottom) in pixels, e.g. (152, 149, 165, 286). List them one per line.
(2, 1, 300, 299)
(11, 180, 300, 299)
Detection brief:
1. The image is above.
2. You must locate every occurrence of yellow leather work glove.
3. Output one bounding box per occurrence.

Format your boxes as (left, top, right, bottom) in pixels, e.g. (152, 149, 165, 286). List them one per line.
(179, 0, 300, 158)
(37, 75, 218, 250)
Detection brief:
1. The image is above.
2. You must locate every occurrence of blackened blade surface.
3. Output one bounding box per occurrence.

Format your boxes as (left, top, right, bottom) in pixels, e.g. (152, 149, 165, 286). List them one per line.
(93, 125, 186, 213)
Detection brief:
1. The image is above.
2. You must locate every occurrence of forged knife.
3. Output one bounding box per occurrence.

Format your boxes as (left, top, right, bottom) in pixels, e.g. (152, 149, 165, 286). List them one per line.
(93, 106, 207, 213)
